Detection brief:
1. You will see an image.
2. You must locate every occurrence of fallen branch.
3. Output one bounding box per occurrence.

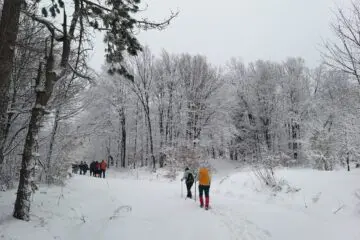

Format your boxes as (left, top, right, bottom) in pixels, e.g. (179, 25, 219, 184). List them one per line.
(333, 204, 345, 214)
(109, 205, 132, 220)
(219, 175, 229, 184)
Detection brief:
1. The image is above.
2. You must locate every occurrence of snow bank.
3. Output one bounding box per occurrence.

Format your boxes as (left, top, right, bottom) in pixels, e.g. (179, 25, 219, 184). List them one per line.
(0, 167, 359, 240)
(210, 167, 360, 240)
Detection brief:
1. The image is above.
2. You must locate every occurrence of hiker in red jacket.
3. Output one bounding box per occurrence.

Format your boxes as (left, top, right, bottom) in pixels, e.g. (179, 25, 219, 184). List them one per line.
(100, 159, 107, 178)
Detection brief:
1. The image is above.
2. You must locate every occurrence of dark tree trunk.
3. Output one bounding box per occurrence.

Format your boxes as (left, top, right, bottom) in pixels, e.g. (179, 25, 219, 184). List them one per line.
(159, 109, 164, 147)
(145, 111, 148, 167)
(133, 101, 139, 168)
(186, 102, 193, 141)
(165, 86, 173, 145)
(14, 36, 57, 221)
(159, 106, 165, 168)
(292, 119, 299, 160)
(14, 51, 56, 220)
(13, 104, 41, 221)
(106, 136, 111, 166)
(120, 108, 126, 168)
(116, 121, 121, 168)
(145, 108, 156, 170)
(287, 122, 291, 150)
(0, 0, 23, 165)
(13, 2, 80, 220)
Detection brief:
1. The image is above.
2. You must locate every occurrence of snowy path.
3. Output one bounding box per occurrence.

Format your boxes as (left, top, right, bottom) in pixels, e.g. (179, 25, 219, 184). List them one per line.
(1, 167, 360, 240)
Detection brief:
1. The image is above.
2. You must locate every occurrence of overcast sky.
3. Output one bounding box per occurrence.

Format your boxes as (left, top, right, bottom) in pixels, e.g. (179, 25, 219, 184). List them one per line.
(88, 0, 350, 72)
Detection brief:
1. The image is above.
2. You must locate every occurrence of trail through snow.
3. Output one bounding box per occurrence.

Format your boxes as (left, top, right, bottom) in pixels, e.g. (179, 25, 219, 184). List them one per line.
(1, 164, 360, 240)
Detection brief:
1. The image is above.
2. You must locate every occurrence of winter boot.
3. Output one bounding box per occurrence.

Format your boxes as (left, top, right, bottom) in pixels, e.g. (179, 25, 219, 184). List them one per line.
(187, 190, 192, 199)
(199, 196, 204, 208)
(205, 197, 210, 210)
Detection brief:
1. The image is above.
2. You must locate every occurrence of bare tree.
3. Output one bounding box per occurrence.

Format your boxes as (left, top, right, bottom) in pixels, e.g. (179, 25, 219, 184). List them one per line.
(100, 68, 128, 168)
(322, 1, 360, 85)
(127, 47, 156, 170)
(177, 54, 221, 145)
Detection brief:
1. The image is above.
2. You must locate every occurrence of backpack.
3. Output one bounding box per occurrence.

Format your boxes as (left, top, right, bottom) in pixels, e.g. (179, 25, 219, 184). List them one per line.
(198, 168, 210, 186)
(187, 172, 194, 183)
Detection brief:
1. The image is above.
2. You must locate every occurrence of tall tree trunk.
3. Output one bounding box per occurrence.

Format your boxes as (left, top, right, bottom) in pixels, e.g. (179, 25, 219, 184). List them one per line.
(0, 0, 23, 165)
(165, 86, 173, 145)
(13, 2, 80, 220)
(186, 103, 193, 141)
(116, 119, 121, 168)
(14, 62, 49, 220)
(291, 119, 298, 160)
(159, 108, 164, 148)
(106, 136, 111, 166)
(120, 108, 126, 168)
(145, 108, 156, 170)
(159, 106, 165, 168)
(144, 110, 148, 167)
(13, 36, 57, 221)
(133, 101, 138, 168)
(45, 106, 60, 184)
(287, 122, 291, 150)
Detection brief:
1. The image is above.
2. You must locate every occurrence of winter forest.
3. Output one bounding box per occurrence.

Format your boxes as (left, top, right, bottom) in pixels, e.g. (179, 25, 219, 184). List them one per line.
(1, 0, 360, 232)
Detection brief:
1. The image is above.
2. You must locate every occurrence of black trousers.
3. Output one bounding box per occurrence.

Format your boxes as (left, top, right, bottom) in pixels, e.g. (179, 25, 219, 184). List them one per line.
(186, 181, 194, 198)
(198, 185, 210, 198)
(94, 170, 101, 177)
(101, 169, 106, 178)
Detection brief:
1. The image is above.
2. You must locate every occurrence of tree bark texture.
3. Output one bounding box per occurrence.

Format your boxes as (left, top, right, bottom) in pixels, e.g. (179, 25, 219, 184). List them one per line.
(0, 0, 23, 165)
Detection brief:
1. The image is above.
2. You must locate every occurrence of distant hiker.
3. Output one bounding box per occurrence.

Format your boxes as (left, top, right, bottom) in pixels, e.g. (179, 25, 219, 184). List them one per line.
(100, 159, 107, 178)
(95, 161, 101, 177)
(89, 161, 96, 177)
(79, 161, 86, 175)
(78, 162, 83, 174)
(197, 163, 211, 210)
(82, 162, 89, 175)
(72, 163, 79, 174)
(181, 167, 194, 199)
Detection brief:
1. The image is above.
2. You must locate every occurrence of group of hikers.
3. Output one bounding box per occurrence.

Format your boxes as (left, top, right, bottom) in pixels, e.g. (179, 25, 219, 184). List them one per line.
(181, 163, 212, 210)
(72, 159, 108, 178)
(71, 158, 211, 208)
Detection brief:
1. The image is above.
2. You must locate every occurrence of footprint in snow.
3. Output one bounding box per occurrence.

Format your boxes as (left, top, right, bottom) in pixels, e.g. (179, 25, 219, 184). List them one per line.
(210, 206, 271, 240)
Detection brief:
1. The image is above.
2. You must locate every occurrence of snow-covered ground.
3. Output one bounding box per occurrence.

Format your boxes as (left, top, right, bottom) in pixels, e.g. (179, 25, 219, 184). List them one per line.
(1, 161, 360, 240)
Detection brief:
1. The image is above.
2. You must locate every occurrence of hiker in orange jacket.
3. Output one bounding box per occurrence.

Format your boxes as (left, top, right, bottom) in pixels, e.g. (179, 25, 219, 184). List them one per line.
(100, 159, 107, 178)
(197, 163, 211, 210)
